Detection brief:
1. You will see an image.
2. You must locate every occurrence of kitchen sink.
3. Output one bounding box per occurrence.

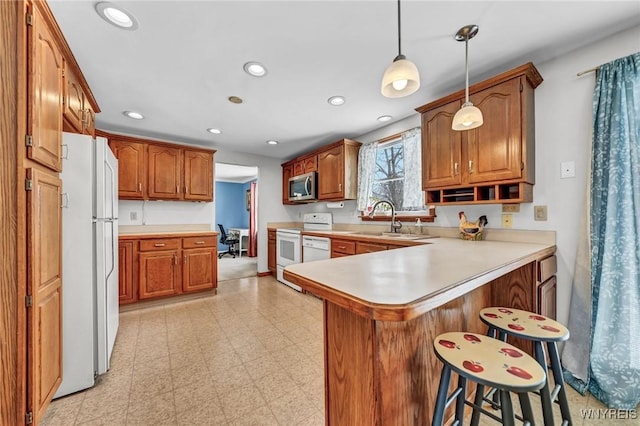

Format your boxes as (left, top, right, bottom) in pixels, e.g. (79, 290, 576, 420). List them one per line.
(349, 231, 430, 240)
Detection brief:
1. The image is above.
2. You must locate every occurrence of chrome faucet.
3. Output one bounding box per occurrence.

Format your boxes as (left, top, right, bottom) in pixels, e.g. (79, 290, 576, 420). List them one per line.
(369, 200, 403, 233)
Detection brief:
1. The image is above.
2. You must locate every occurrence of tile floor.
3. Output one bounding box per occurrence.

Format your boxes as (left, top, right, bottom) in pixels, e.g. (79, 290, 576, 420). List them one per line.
(42, 276, 637, 425)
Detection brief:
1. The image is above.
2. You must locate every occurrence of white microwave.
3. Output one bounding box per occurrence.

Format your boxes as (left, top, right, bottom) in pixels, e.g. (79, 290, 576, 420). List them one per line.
(288, 171, 317, 202)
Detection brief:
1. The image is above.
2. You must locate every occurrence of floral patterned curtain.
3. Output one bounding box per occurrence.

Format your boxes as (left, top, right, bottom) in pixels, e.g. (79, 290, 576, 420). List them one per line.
(563, 52, 640, 409)
(356, 142, 377, 211)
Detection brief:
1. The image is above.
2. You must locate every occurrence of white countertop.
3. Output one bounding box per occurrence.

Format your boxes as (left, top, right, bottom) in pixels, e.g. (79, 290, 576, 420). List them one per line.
(284, 237, 555, 317)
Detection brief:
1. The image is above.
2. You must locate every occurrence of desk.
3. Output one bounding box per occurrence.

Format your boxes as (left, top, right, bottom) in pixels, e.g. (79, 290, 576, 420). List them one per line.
(228, 228, 249, 257)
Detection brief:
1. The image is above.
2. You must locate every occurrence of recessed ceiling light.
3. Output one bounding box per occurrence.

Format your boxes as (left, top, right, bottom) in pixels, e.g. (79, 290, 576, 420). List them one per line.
(243, 62, 267, 77)
(328, 96, 345, 106)
(266, 140, 279, 145)
(206, 128, 221, 134)
(123, 110, 144, 120)
(228, 96, 243, 104)
(96, 2, 138, 30)
(377, 115, 393, 122)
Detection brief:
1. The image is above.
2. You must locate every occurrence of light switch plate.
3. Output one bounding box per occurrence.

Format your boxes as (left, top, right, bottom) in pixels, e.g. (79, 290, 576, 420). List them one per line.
(534, 205, 548, 221)
(502, 214, 513, 228)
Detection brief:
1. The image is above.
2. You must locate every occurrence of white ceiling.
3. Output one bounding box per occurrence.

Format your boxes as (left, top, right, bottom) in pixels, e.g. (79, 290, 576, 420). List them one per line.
(215, 162, 258, 183)
(49, 1, 640, 161)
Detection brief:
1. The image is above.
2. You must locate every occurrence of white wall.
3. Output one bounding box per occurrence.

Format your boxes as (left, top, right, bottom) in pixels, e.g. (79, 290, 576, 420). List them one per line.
(119, 200, 214, 226)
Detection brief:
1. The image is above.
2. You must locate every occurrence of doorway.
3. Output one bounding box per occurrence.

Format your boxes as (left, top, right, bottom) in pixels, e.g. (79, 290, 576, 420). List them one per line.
(215, 163, 258, 281)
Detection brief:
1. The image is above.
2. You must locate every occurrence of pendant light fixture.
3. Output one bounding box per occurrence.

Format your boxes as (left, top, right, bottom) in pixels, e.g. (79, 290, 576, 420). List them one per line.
(452, 25, 483, 131)
(381, 0, 420, 98)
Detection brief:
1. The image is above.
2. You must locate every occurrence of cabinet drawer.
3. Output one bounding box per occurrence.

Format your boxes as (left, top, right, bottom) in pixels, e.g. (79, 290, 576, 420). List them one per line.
(356, 242, 387, 255)
(139, 238, 181, 251)
(332, 239, 356, 255)
(182, 236, 216, 249)
(538, 255, 557, 283)
(331, 251, 352, 259)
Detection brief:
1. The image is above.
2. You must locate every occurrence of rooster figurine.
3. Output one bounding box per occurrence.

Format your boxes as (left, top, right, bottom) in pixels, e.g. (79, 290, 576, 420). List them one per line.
(458, 211, 488, 240)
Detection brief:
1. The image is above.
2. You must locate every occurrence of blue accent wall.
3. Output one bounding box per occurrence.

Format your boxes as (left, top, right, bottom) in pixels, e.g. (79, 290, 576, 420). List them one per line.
(215, 181, 250, 251)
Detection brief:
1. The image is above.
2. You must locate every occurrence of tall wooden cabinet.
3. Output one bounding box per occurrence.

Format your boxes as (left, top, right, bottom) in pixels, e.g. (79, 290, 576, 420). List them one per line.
(5, 1, 101, 424)
(417, 63, 542, 205)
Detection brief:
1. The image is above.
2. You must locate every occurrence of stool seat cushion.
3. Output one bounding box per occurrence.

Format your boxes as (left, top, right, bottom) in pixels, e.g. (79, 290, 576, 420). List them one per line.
(434, 332, 546, 393)
(480, 307, 570, 342)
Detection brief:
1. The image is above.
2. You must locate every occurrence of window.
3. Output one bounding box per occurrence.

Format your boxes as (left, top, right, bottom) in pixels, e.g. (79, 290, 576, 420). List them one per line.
(357, 128, 424, 213)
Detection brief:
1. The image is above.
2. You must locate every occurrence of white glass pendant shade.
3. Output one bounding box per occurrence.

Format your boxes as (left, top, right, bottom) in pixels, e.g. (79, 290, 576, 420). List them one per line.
(452, 102, 483, 130)
(381, 58, 420, 98)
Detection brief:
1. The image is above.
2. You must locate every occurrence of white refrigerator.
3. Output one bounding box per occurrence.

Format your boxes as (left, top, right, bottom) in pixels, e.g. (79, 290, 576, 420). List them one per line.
(55, 132, 119, 398)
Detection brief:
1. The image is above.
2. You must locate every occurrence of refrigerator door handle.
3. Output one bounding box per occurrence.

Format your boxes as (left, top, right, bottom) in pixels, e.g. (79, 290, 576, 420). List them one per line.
(104, 152, 117, 219)
(105, 219, 116, 282)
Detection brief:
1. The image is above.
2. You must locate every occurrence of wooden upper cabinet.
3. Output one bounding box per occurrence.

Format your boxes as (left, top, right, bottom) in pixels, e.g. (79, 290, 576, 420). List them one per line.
(317, 139, 361, 201)
(282, 164, 293, 204)
(184, 149, 213, 201)
(292, 155, 317, 176)
(28, 4, 64, 172)
(416, 63, 541, 204)
(422, 100, 463, 189)
(466, 78, 523, 184)
(147, 145, 183, 199)
(109, 140, 146, 199)
(62, 60, 84, 133)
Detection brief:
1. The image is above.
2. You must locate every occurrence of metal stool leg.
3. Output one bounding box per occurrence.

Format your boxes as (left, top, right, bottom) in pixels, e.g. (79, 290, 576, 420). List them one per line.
(470, 384, 485, 426)
(500, 390, 516, 426)
(547, 341, 573, 425)
(518, 392, 536, 426)
(432, 365, 452, 426)
(455, 375, 467, 424)
(533, 341, 556, 426)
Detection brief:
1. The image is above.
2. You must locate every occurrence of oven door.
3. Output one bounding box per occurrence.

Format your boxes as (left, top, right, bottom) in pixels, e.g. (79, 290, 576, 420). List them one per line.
(276, 231, 301, 267)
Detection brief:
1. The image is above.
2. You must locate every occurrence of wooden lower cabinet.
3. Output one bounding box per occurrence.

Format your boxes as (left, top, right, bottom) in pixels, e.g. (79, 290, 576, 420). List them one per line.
(120, 233, 217, 304)
(139, 250, 181, 299)
(268, 229, 276, 274)
(355, 241, 387, 255)
(118, 241, 135, 304)
(183, 248, 216, 292)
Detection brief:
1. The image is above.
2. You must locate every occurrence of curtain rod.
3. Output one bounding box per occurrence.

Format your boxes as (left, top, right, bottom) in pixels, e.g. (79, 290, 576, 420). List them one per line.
(577, 66, 599, 77)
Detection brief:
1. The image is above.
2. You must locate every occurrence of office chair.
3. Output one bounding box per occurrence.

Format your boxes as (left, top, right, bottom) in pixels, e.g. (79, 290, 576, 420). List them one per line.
(218, 224, 239, 259)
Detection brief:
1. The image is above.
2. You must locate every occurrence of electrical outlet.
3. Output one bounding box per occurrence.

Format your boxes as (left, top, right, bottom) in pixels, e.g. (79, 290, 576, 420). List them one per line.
(502, 214, 513, 228)
(534, 205, 548, 221)
(130, 212, 137, 220)
(502, 204, 520, 213)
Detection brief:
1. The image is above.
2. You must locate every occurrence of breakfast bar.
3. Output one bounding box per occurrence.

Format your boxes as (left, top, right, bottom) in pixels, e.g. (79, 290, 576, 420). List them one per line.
(284, 237, 556, 425)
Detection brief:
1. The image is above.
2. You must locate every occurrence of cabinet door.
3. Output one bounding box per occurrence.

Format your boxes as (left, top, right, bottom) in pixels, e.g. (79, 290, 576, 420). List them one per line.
(268, 230, 276, 272)
(63, 62, 83, 133)
(118, 241, 135, 304)
(139, 250, 180, 299)
(466, 78, 522, 183)
(27, 168, 62, 426)
(355, 241, 387, 255)
(422, 100, 463, 189)
(303, 156, 317, 173)
(282, 164, 293, 204)
(147, 145, 183, 199)
(109, 140, 146, 199)
(538, 276, 557, 320)
(183, 248, 216, 292)
(317, 145, 345, 200)
(184, 150, 213, 201)
(293, 161, 305, 176)
(82, 103, 95, 137)
(28, 5, 64, 172)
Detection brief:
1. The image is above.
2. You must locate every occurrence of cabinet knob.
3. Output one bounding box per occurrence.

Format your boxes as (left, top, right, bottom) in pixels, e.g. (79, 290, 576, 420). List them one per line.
(138, 182, 142, 192)
(469, 160, 474, 174)
(454, 162, 459, 175)
(154, 243, 166, 247)
(174, 255, 178, 265)
(195, 241, 205, 245)
(338, 183, 342, 191)
(184, 255, 187, 264)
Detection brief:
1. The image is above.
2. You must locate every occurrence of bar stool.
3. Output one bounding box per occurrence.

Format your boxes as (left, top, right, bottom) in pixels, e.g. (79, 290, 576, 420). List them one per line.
(432, 332, 546, 426)
(480, 307, 572, 426)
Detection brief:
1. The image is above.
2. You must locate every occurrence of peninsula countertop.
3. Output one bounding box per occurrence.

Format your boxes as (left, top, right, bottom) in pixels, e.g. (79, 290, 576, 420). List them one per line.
(283, 237, 555, 321)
